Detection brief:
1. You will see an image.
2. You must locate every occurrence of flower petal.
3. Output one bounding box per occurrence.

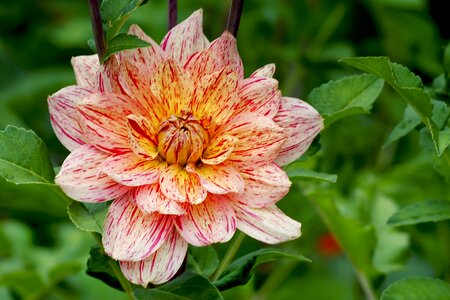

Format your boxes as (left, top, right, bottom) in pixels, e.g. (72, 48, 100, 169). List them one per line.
(160, 10, 205, 65)
(102, 153, 167, 187)
(150, 59, 194, 117)
(159, 164, 207, 205)
(135, 184, 187, 215)
(232, 203, 301, 244)
(48, 86, 93, 151)
(229, 163, 291, 208)
(208, 32, 244, 78)
(103, 194, 174, 261)
(201, 134, 238, 165)
(97, 55, 127, 94)
(235, 77, 281, 118)
(219, 113, 288, 166)
(250, 64, 275, 78)
(273, 97, 324, 166)
(186, 163, 244, 194)
(119, 229, 188, 286)
(77, 93, 142, 153)
(55, 145, 129, 202)
(127, 115, 158, 160)
(71, 55, 100, 88)
(184, 48, 222, 80)
(175, 195, 236, 246)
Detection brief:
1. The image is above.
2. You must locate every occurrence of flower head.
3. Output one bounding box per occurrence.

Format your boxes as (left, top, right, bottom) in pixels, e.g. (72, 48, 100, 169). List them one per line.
(48, 10, 323, 286)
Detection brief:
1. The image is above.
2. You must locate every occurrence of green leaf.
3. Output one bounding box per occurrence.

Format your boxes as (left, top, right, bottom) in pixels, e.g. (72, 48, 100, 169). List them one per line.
(134, 289, 190, 300)
(342, 57, 442, 155)
(102, 33, 150, 63)
(438, 127, 450, 154)
(286, 168, 337, 183)
(307, 74, 384, 127)
(187, 246, 220, 277)
(86, 246, 123, 291)
(381, 277, 450, 300)
(387, 200, 450, 226)
(101, 0, 146, 40)
(213, 248, 310, 291)
(67, 202, 108, 233)
(0, 126, 55, 185)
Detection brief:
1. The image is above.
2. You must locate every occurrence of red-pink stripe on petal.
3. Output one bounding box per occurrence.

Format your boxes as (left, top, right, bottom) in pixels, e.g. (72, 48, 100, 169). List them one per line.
(159, 165, 207, 205)
(184, 48, 222, 80)
(273, 97, 324, 166)
(119, 228, 188, 286)
(232, 203, 301, 244)
(186, 163, 244, 194)
(55, 145, 130, 202)
(102, 153, 167, 187)
(160, 10, 205, 66)
(97, 55, 126, 94)
(127, 115, 159, 160)
(201, 134, 238, 165)
(48, 85, 93, 151)
(135, 184, 187, 215)
(228, 163, 291, 208)
(250, 64, 276, 78)
(235, 77, 281, 118)
(71, 55, 100, 88)
(102, 194, 174, 261)
(208, 32, 244, 79)
(175, 195, 236, 246)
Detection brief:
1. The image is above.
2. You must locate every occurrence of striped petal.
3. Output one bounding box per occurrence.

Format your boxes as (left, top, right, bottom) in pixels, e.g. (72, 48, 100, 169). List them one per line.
(161, 10, 205, 65)
(235, 77, 281, 118)
(175, 195, 236, 246)
(119, 229, 188, 286)
(55, 145, 129, 202)
(232, 203, 301, 244)
(135, 184, 187, 215)
(127, 115, 158, 160)
(103, 194, 174, 261)
(48, 86, 93, 151)
(159, 164, 207, 205)
(184, 48, 222, 80)
(273, 97, 324, 166)
(250, 64, 275, 78)
(201, 134, 238, 165)
(208, 32, 244, 78)
(229, 163, 291, 208)
(71, 55, 100, 88)
(77, 93, 142, 154)
(97, 55, 126, 94)
(102, 153, 167, 187)
(186, 163, 244, 194)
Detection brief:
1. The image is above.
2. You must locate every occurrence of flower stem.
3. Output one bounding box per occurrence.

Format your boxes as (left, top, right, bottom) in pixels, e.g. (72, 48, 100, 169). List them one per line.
(226, 0, 244, 37)
(168, 0, 178, 30)
(212, 231, 245, 282)
(88, 0, 107, 62)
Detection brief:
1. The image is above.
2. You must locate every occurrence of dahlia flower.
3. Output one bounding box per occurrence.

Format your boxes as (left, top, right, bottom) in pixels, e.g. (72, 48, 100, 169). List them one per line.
(48, 10, 323, 286)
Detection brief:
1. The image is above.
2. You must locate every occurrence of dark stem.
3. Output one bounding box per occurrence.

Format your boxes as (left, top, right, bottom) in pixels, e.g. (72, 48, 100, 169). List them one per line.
(88, 0, 107, 62)
(226, 0, 244, 37)
(168, 0, 178, 30)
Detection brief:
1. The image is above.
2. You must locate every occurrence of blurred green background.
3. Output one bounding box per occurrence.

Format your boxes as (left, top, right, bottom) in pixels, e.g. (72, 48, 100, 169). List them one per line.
(1, 0, 449, 299)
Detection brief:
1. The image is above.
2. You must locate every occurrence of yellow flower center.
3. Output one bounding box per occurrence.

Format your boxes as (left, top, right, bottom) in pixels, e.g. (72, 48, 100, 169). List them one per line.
(157, 114, 209, 165)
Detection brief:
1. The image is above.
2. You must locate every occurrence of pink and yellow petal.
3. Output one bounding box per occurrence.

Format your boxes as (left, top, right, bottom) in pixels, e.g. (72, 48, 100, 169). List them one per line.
(186, 163, 244, 194)
(201, 134, 238, 165)
(250, 64, 276, 78)
(127, 115, 159, 160)
(208, 32, 244, 79)
(184, 48, 222, 80)
(135, 184, 187, 215)
(55, 145, 129, 202)
(71, 55, 100, 88)
(103, 194, 174, 261)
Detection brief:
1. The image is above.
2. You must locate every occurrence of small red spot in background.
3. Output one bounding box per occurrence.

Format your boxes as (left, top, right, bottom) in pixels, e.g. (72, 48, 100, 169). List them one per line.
(317, 232, 341, 257)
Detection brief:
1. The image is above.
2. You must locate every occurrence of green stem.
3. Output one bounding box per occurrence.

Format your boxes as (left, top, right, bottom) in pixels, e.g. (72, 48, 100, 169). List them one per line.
(212, 231, 245, 281)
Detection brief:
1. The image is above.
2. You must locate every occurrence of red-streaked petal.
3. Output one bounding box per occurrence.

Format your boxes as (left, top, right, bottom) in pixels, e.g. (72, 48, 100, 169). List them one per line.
(119, 229, 188, 286)
(71, 55, 100, 88)
(250, 64, 276, 78)
(184, 48, 222, 80)
(232, 203, 301, 244)
(135, 184, 187, 215)
(159, 164, 207, 205)
(191, 68, 239, 133)
(229, 163, 291, 208)
(208, 32, 244, 79)
(55, 145, 129, 202)
(48, 86, 93, 151)
(186, 163, 244, 194)
(273, 97, 324, 166)
(127, 115, 158, 160)
(150, 59, 194, 117)
(77, 93, 142, 154)
(102, 153, 167, 187)
(103, 194, 174, 261)
(201, 134, 238, 165)
(218, 113, 288, 166)
(97, 55, 127, 94)
(175, 195, 236, 246)
(235, 77, 281, 118)
(161, 10, 205, 65)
